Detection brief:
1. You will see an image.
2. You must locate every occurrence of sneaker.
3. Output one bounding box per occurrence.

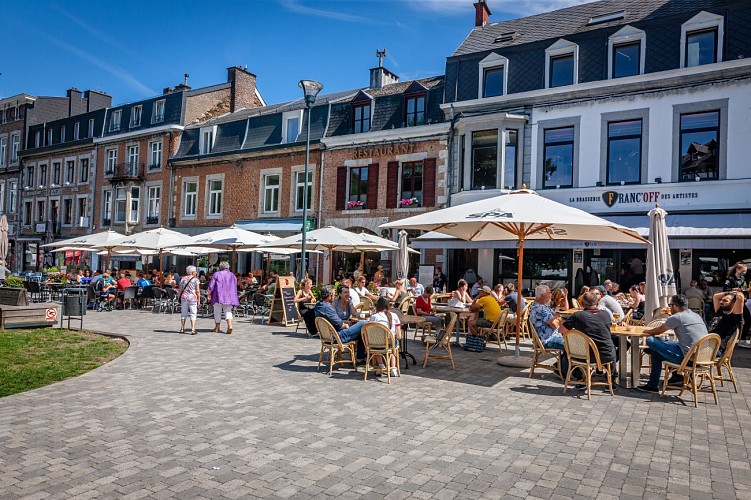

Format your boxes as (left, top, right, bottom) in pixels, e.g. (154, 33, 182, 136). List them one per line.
(737, 340, 751, 349)
(390, 368, 399, 378)
(636, 384, 659, 393)
(378, 363, 386, 370)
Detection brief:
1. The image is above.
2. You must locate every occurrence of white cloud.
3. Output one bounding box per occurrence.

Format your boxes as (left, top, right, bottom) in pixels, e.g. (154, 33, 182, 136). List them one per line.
(280, 0, 368, 22)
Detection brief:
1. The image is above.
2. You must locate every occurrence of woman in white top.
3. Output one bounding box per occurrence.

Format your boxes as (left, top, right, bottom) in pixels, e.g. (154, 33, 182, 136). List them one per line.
(369, 297, 402, 377)
(449, 279, 473, 308)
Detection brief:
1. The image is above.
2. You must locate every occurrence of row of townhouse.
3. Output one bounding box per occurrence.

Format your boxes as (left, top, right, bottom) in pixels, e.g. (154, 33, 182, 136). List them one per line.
(5, 0, 750, 289)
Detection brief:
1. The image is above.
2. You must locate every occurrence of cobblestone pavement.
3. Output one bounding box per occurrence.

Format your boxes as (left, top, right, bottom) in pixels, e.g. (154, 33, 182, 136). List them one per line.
(1, 308, 751, 499)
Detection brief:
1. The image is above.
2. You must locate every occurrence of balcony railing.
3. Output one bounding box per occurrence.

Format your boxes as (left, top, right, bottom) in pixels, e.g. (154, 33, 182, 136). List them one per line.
(106, 162, 144, 182)
(146, 215, 159, 225)
(152, 113, 164, 124)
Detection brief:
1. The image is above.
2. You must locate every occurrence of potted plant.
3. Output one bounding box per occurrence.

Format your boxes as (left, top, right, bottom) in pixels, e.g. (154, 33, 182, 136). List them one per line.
(399, 197, 419, 207)
(0, 275, 28, 306)
(347, 200, 365, 210)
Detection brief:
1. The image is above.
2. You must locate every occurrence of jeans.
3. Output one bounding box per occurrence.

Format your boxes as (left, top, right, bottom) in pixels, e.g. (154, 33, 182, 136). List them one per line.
(421, 315, 444, 329)
(543, 332, 568, 378)
(646, 337, 684, 388)
(338, 321, 366, 358)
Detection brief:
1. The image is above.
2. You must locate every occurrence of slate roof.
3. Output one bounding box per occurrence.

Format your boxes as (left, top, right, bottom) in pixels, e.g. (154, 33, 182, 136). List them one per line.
(453, 0, 737, 57)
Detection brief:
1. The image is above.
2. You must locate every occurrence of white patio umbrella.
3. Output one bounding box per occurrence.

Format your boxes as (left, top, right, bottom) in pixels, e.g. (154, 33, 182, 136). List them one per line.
(381, 188, 648, 361)
(174, 224, 275, 270)
(103, 227, 191, 273)
(396, 230, 410, 280)
(41, 229, 127, 270)
(644, 206, 677, 322)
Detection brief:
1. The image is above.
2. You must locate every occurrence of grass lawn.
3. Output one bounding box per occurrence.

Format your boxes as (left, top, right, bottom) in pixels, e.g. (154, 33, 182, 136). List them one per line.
(0, 328, 127, 397)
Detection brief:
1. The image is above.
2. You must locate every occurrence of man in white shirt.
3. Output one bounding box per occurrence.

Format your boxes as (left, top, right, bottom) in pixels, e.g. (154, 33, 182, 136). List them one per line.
(342, 278, 361, 308)
(595, 285, 624, 322)
(407, 277, 424, 297)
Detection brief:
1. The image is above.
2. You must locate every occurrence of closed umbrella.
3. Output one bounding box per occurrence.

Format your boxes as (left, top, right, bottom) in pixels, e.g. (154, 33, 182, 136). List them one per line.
(397, 230, 410, 280)
(0, 215, 8, 277)
(644, 206, 677, 322)
(381, 187, 647, 362)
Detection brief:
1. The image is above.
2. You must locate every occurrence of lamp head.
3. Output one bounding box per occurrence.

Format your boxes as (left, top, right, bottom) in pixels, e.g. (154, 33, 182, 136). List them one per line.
(298, 80, 323, 107)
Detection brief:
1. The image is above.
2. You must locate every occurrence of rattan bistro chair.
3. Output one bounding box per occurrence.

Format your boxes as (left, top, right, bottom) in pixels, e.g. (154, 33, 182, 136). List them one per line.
(715, 328, 741, 393)
(661, 333, 721, 408)
(315, 317, 358, 376)
(361, 322, 399, 383)
(563, 329, 614, 400)
(423, 312, 458, 369)
(528, 320, 563, 380)
(478, 309, 509, 350)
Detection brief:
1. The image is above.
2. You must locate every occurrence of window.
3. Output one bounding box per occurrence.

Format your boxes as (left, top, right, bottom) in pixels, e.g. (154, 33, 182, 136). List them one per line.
(65, 161, 75, 184)
(115, 187, 126, 223)
(478, 53, 508, 98)
(10, 134, 19, 163)
(471, 130, 498, 190)
(149, 141, 162, 169)
(60, 126, 66, 143)
(200, 127, 215, 154)
(147, 186, 160, 223)
(405, 95, 425, 127)
(207, 179, 222, 216)
(542, 127, 575, 188)
(37, 200, 46, 222)
(23, 201, 32, 226)
(8, 181, 17, 213)
(110, 109, 121, 131)
(294, 170, 312, 212)
(73, 122, 80, 140)
(39, 164, 47, 187)
(679, 111, 719, 181)
(129, 187, 140, 223)
(50, 200, 59, 228)
(282, 111, 302, 143)
(401, 161, 423, 205)
(106, 149, 117, 175)
(52, 162, 61, 185)
(88, 118, 95, 138)
(0, 184, 4, 214)
(102, 190, 112, 223)
(25, 166, 34, 188)
(681, 11, 724, 69)
(504, 130, 517, 189)
(77, 198, 88, 226)
(348, 167, 368, 206)
(612, 42, 641, 78)
(263, 175, 280, 213)
(183, 181, 197, 217)
(153, 100, 165, 123)
(79, 159, 89, 183)
(47, 129, 53, 146)
(353, 104, 371, 134)
(607, 120, 642, 185)
(130, 105, 142, 127)
(34, 131, 41, 148)
(545, 39, 578, 89)
(0, 137, 6, 167)
(127, 145, 139, 172)
(63, 199, 72, 225)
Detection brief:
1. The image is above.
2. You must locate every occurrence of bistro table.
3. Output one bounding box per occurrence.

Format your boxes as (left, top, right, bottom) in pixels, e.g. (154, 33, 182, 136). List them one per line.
(611, 324, 671, 388)
(556, 307, 580, 317)
(397, 313, 425, 369)
(433, 305, 471, 346)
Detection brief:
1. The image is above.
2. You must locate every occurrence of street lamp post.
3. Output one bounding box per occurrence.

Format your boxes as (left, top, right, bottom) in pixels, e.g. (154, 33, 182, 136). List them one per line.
(298, 79, 323, 281)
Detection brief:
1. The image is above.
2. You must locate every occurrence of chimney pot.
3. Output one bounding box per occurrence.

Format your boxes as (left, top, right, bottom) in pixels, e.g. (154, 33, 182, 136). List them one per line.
(474, 0, 491, 27)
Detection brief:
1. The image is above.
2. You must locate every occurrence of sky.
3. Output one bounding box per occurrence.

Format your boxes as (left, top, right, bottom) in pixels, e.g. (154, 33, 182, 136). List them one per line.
(1, 0, 596, 107)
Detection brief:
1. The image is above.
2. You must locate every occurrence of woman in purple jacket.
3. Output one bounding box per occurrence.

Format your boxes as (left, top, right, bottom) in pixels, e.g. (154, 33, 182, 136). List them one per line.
(207, 261, 240, 334)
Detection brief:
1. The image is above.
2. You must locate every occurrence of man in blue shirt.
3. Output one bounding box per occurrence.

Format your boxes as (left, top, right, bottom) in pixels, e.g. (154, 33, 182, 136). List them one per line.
(529, 284, 567, 375)
(315, 287, 365, 359)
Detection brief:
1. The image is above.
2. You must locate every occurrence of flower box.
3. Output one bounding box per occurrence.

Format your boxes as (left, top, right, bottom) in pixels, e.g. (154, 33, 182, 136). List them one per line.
(347, 201, 365, 210)
(399, 197, 420, 207)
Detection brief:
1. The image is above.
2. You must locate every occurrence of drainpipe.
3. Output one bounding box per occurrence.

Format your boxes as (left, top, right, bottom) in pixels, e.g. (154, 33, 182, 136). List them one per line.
(167, 132, 175, 227)
(316, 147, 325, 285)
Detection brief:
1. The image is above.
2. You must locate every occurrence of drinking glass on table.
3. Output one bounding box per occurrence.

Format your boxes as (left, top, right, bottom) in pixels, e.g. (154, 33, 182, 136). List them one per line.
(613, 313, 621, 325)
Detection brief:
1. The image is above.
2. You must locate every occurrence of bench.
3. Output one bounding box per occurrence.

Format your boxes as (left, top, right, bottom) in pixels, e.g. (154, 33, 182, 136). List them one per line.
(0, 304, 59, 329)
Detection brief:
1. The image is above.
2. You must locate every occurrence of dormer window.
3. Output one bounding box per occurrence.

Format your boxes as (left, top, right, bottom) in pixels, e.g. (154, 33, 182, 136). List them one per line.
(46, 129, 53, 146)
(60, 126, 66, 143)
(282, 110, 303, 143)
(478, 53, 508, 98)
(545, 39, 578, 88)
(152, 100, 165, 123)
(681, 11, 723, 68)
(110, 109, 121, 131)
(405, 94, 425, 127)
(199, 126, 216, 155)
(608, 26, 646, 79)
(130, 105, 142, 127)
(353, 103, 371, 133)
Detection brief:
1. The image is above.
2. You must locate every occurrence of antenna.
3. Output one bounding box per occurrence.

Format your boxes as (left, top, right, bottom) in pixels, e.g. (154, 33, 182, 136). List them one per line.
(376, 49, 387, 68)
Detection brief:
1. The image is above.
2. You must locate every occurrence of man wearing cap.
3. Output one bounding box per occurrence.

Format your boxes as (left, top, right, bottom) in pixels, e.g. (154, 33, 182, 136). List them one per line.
(314, 287, 366, 358)
(469, 285, 502, 335)
(597, 285, 625, 321)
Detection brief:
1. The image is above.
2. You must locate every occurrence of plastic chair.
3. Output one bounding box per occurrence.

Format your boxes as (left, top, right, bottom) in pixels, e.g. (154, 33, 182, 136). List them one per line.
(563, 329, 614, 400)
(122, 286, 138, 309)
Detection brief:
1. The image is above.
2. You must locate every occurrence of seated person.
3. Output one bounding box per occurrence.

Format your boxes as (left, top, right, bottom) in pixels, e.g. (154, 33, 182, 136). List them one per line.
(295, 278, 317, 336)
(596, 285, 625, 322)
(414, 285, 444, 331)
(470, 277, 486, 298)
(341, 278, 361, 309)
(369, 297, 402, 378)
(493, 284, 506, 305)
(559, 291, 617, 377)
(333, 285, 358, 323)
(529, 285, 567, 374)
(407, 277, 425, 297)
(354, 276, 377, 301)
(551, 287, 569, 310)
(387, 280, 410, 307)
(314, 287, 365, 359)
(96, 272, 118, 309)
(468, 286, 501, 335)
(627, 285, 645, 319)
(504, 283, 526, 314)
(709, 290, 745, 352)
(449, 279, 472, 308)
(637, 294, 709, 393)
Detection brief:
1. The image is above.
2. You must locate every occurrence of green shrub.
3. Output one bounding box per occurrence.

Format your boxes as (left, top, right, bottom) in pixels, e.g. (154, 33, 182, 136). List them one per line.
(3, 276, 25, 288)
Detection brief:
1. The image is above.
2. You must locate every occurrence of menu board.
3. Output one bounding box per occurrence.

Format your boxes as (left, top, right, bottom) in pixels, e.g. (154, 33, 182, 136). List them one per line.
(268, 276, 299, 326)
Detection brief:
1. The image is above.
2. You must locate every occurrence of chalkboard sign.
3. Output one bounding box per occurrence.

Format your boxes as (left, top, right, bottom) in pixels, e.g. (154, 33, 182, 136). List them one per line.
(268, 276, 299, 326)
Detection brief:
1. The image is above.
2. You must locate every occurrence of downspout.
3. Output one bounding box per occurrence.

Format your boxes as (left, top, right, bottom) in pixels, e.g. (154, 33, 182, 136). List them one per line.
(317, 147, 325, 285)
(167, 131, 175, 227)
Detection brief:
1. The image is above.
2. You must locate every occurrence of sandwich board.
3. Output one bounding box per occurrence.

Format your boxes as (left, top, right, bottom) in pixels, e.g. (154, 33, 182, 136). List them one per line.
(268, 276, 299, 326)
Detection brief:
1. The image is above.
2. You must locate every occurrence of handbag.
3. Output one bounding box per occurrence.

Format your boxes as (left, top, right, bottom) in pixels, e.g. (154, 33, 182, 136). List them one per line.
(464, 334, 486, 352)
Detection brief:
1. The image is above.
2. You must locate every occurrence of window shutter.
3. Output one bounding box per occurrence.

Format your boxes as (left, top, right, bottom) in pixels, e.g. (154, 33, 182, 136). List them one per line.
(422, 158, 436, 208)
(336, 166, 347, 211)
(386, 161, 399, 208)
(367, 163, 379, 210)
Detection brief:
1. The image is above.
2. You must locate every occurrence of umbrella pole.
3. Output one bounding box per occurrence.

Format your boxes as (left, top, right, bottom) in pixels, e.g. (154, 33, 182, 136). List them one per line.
(159, 250, 164, 286)
(232, 248, 237, 273)
(360, 251, 365, 277)
(106, 248, 111, 271)
(515, 236, 525, 359)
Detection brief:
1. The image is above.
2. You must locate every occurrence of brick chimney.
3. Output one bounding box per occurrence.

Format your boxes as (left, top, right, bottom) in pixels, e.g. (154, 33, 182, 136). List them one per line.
(67, 88, 83, 116)
(227, 66, 258, 112)
(84, 89, 112, 112)
(474, 0, 491, 27)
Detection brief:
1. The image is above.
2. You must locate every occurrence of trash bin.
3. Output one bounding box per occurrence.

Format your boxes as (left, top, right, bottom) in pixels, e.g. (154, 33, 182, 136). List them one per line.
(61, 288, 87, 329)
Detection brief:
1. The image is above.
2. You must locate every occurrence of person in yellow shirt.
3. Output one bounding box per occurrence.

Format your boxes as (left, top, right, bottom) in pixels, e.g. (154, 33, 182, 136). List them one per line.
(469, 285, 501, 335)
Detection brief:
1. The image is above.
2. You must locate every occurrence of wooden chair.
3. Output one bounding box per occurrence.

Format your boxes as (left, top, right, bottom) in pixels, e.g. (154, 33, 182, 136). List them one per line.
(687, 296, 705, 319)
(361, 322, 399, 383)
(528, 320, 563, 380)
(359, 296, 375, 315)
(661, 333, 721, 407)
(397, 296, 412, 315)
(714, 328, 741, 393)
(478, 309, 509, 350)
(639, 318, 669, 369)
(314, 317, 358, 376)
(562, 329, 614, 400)
(423, 312, 457, 369)
(294, 303, 305, 335)
(431, 293, 451, 304)
(621, 309, 634, 325)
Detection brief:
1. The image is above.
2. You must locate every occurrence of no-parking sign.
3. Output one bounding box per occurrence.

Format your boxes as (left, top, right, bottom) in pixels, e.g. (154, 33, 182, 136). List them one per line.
(45, 308, 58, 322)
